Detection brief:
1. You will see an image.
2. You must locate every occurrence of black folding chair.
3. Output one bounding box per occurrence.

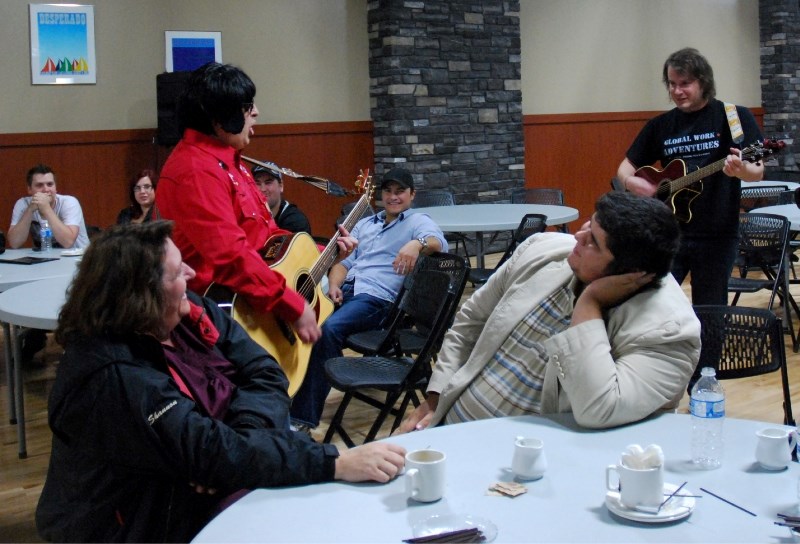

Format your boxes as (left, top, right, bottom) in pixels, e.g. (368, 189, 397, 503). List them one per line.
(468, 213, 547, 286)
(511, 187, 568, 232)
(344, 251, 470, 358)
(728, 213, 800, 351)
(412, 190, 470, 256)
(691, 305, 794, 426)
(323, 255, 469, 446)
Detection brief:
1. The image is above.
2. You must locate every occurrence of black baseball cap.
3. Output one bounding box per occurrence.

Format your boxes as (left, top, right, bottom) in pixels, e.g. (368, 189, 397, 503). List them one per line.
(251, 161, 282, 181)
(381, 167, 414, 190)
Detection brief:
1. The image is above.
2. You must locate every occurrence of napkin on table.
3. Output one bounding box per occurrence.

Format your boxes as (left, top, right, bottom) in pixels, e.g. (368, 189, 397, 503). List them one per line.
(620, 443, 663, 469)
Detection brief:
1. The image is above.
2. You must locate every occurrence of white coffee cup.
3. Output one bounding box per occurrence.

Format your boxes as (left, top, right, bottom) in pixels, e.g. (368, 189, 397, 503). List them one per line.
(606, 462, 664, 509)
(756, 427, 797, 470)
(405, 449, 446, 502)
(511, 436, 548, 480)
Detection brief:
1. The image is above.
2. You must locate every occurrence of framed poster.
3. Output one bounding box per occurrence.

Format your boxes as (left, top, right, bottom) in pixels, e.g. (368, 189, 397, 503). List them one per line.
(29, 3, 96, 85)
(165, 31, 221, 72)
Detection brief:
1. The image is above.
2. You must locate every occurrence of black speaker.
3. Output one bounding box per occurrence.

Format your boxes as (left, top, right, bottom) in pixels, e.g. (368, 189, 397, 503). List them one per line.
(156, 71, 191, 146)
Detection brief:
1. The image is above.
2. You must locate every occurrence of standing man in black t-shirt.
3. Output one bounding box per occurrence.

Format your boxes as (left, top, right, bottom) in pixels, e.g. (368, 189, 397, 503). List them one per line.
(252, 162, 313, 234)
(617, 47, 764, 305)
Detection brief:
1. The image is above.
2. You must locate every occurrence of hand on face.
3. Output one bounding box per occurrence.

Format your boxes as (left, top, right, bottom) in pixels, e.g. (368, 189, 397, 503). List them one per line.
(30, 191, 53, 211)
(580, 271, 656, 309)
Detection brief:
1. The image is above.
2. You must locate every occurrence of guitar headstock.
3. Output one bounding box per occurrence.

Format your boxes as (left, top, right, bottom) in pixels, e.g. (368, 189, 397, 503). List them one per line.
(354, 169, 375, 200)
(742, 139, 787, 164)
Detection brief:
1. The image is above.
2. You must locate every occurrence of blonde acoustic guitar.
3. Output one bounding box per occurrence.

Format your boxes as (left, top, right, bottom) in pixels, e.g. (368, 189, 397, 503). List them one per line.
(206, 170, 375, 397)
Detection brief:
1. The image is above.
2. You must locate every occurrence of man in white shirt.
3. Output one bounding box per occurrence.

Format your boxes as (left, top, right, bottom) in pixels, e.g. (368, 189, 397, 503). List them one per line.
(8, 164, 89, 250)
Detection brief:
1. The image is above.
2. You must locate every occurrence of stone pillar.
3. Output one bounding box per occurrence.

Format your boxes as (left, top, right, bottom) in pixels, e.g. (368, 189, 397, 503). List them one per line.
(760, 0, 800, 176)
(368, 0, 524, 202)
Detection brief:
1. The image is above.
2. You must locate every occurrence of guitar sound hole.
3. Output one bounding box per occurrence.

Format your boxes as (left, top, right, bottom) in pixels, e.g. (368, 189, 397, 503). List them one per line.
(296, 273, 316, 304)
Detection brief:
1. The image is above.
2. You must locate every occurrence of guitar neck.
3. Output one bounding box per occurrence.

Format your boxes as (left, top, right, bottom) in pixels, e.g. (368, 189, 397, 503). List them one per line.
(668, 157, 726, 193)
(309, 190, 373, 284)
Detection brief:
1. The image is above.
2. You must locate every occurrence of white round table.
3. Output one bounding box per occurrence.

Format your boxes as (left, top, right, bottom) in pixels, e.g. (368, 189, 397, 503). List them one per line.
(750, 204, 800, 231)
(0, 257, 78, 459)
(411, 204, 579, 268)
(193, 413, 798, 543)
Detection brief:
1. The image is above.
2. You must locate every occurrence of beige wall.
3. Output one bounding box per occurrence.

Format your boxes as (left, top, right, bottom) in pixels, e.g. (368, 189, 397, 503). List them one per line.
(0, 0, 760, 134)
(521, 0, 761, 113)
(0, 0, 370, 133)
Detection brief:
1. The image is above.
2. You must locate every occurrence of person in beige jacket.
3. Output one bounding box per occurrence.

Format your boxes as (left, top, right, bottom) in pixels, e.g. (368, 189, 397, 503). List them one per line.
(398, 192, 701, 432)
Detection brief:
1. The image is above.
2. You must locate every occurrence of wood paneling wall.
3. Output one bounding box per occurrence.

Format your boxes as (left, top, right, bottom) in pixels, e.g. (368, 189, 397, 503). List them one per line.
(0, 122, 374, 240)
(523, 109, 765, 224)
(0, 110, 764, 244)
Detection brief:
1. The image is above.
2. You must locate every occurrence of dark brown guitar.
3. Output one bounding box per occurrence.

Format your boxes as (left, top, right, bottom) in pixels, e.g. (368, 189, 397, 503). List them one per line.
(636, 139, 785, 223)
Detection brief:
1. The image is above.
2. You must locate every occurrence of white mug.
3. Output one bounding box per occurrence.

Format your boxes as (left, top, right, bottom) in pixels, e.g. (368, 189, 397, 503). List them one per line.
(405, 449, 446, 502)
(511, 436, 548, 480)
(755, 427, 797, 470)
(606, 463, 664, 509)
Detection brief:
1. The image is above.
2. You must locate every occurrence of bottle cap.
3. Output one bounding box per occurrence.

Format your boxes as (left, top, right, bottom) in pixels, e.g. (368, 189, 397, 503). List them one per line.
(700, 367, 716, 377)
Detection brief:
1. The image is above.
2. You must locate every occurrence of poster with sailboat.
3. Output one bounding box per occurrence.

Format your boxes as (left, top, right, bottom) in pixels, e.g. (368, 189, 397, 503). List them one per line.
(29, 4, 96, 85)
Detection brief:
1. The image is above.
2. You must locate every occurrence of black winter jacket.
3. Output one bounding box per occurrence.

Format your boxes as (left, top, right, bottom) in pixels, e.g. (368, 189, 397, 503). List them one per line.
(36, 293, 339, 542)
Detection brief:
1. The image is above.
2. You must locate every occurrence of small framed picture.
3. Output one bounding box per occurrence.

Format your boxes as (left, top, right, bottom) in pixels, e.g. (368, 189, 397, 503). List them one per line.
(29, 3, 97, 85)
(165, 31, 222, 72)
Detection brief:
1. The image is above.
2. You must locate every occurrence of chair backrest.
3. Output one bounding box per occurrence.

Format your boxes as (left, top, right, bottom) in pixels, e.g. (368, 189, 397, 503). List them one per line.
(692, 304, 793, 424)
(377, 251, 470, 357)
(336, 202, 374, 227)
(739, 186, 790, 212)
(694, 305, 784, 378)
(737, 212, 790, 266)
(495, 214, 548, 269)
(412, 190, 456, 208)
(511, 187, 564, 205)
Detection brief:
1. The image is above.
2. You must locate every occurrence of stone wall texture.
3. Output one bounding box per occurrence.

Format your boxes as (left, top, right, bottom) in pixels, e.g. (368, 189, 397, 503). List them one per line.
(368, 0, 524, 203)
(760, 0, 800, 176)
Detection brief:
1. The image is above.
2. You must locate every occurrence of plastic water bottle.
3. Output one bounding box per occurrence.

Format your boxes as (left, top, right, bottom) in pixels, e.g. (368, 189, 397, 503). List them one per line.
(40, 219, 52, 252)
(690, 367, 725, 469)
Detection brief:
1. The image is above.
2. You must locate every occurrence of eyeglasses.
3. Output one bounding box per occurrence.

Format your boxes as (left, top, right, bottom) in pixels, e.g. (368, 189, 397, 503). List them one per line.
(134, 185, 153, 192)
(242, 102, 255, 114)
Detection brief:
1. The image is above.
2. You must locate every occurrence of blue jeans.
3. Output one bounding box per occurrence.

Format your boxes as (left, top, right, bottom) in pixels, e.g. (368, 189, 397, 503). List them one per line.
(290, 283, 393, 427)
(671, 236, 738, 305)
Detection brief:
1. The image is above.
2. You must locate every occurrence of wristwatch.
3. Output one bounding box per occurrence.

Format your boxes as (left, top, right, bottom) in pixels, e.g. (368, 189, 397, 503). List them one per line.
(417, 237, 428, 251)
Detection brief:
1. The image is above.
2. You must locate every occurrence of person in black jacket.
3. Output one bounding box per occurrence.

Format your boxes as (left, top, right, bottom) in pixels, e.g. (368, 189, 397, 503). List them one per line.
(35, 221, 405, 543)
(252, 162, 312, 234)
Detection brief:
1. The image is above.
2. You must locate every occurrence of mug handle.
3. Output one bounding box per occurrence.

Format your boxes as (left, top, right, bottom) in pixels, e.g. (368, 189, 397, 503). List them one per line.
(605, 465, 620, 492)
(405, 468, 420, 499)
(790, 431, 798, 453)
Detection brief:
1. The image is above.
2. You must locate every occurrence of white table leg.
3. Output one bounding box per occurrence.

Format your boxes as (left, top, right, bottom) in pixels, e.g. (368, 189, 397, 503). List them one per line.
(3, 321, 15, 424)
(10, 324, 27, 459)
(475, 230, 485, 269)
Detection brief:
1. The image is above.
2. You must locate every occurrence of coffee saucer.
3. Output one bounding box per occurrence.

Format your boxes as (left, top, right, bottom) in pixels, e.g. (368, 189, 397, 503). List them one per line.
(61, 248, 84, 257)
(605, 482, 695, 524)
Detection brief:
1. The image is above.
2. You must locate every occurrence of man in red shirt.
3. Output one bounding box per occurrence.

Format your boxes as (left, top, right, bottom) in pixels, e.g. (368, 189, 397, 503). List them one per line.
(156, 63, 355, 344)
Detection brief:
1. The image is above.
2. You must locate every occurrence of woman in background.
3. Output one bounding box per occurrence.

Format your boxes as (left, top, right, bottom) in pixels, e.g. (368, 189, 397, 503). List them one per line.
(116, 168, 157, 224)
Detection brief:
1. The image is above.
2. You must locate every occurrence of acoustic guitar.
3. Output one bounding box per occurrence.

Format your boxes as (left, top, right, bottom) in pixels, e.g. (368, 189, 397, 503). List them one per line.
(206, 170, 375, 397)
(635, 139, 785, 223)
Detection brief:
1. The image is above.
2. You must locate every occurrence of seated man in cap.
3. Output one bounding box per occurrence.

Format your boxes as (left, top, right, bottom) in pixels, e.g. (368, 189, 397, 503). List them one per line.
(252, 162, 312, 234)
(290, 167, 448, 433)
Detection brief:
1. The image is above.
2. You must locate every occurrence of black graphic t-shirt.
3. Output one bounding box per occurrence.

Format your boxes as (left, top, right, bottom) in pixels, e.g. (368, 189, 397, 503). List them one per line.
(626, 99, 762, 238)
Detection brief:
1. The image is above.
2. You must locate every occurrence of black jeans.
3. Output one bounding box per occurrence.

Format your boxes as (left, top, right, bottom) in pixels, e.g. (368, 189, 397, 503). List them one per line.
(671, 236, 738, 305)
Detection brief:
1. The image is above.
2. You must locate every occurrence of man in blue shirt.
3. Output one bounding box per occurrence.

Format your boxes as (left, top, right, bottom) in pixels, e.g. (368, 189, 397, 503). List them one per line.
(290, 167, 447, 432)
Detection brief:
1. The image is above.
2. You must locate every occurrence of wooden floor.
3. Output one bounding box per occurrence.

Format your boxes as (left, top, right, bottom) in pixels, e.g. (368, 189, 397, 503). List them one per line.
(2, 260, 800, 542)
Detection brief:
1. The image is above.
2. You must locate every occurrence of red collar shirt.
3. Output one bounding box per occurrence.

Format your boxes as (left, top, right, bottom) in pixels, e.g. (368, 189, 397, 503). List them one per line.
(156, 129, 305, 322)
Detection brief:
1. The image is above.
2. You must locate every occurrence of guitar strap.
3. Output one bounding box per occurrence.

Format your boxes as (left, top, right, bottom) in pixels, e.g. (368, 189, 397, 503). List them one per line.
(724, 102, 745, 144)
